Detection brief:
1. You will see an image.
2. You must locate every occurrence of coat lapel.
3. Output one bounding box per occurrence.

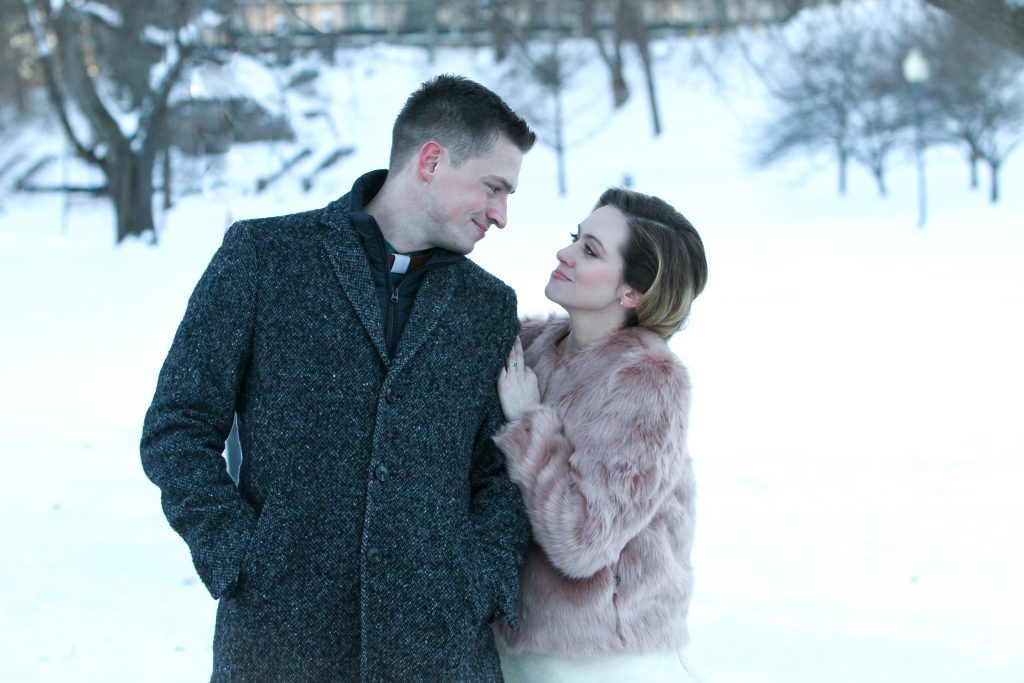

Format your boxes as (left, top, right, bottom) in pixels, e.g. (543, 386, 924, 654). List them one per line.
(389, 266, 455, 377)
(317, 211, 389, 363)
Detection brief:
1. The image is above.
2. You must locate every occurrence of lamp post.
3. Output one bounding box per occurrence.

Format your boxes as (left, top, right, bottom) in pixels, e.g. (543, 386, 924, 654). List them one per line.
(902, 47, 930, 228)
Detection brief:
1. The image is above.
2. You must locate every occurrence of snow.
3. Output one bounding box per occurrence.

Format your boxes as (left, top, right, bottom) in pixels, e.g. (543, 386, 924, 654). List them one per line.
(1, 29, 1022, 683)
(76, 1, 123, 29)
(182, 53, 290, 117)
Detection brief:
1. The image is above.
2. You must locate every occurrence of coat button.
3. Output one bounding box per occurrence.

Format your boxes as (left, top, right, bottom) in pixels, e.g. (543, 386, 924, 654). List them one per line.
(374, 463, 390, 482)
(385, 388, 401, 403)
(367, 547, 382, 563)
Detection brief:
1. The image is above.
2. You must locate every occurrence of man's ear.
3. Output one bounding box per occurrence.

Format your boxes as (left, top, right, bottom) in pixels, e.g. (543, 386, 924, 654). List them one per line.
(417, 141, 444, 181)
(620, 286, 642, 309)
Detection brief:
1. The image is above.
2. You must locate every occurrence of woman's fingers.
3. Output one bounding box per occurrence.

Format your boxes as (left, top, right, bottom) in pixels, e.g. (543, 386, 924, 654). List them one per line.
(511, 336, 524, 370)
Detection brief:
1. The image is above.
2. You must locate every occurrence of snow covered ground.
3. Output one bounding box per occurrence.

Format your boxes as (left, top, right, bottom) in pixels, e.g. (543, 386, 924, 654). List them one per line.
(1, 27, 1022, 683)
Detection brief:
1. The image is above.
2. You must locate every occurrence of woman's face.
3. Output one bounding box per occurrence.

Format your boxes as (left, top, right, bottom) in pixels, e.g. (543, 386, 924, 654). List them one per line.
(545, 204, 634, 316)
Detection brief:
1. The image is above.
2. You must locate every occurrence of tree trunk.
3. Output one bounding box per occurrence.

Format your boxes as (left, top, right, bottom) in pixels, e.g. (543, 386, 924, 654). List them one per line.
(873, 165, 887, 197)
(582, 0, 629, 108)
(488, 1, 509, 62)
(425, 1, 438, 64)
(610, 45, 629, 108)
(969, 150, 979, 189)
(554, 81, 567, 197)
(162, 142, 173, 211)
(107, 146, 157, 242)
(13, 73, 30, 113)
(988, 159, 1000, 203)
(838, 150, 848, 195)
(637, 40, 662, 136)
(618, 0, 659, 135)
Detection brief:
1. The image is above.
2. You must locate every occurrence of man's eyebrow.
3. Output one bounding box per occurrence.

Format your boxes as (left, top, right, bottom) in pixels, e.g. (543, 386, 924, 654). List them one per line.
(486, 176, 515, 194)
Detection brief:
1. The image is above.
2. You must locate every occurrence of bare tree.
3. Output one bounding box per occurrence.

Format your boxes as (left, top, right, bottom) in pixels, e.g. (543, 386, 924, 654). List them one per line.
(754, 13, 868, 194)
(619, 0, 661, 135)
(502, 27, 614, 197)
(581, 0, 629, 106)
(22, 0, 200, 243)
(504, 34, 579, 196)
(1, 0, 35, 115)
(922, 0, 1024, 59)
(846, 31, 914, 197)
(579, 0, 661, 134)
(919, 15, 1024, 202)
(755, 3, 940, 197)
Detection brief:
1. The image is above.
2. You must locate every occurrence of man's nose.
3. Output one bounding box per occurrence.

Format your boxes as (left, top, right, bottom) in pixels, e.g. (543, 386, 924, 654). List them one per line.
(486, 196, 508, 229)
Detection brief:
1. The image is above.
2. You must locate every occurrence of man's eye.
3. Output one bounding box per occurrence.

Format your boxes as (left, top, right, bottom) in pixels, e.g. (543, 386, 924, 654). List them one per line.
(569, 232, 579, 243)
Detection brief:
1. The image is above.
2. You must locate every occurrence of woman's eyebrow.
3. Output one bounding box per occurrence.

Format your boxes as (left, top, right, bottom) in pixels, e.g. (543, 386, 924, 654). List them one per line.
(581, 232, 606, 252)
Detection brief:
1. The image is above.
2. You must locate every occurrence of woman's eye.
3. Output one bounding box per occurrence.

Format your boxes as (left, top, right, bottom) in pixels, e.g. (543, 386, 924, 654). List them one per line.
(584, 245, 596, 258)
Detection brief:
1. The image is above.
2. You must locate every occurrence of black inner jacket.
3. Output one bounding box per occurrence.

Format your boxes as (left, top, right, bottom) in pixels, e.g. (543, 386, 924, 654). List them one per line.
(347, 169, 466, 360)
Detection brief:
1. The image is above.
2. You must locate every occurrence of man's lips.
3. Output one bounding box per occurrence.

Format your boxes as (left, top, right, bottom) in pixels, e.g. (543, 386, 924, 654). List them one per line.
(473, 220, 487, 238)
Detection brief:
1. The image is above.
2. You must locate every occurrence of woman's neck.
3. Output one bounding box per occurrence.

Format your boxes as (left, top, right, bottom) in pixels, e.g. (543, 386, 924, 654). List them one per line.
(560, 311, 624, 354)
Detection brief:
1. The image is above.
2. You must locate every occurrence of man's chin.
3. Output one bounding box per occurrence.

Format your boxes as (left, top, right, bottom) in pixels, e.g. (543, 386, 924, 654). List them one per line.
(446, 238, 475, 256)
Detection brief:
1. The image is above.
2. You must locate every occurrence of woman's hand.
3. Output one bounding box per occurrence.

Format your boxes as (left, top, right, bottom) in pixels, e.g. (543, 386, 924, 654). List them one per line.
(497, 336, 540, 422)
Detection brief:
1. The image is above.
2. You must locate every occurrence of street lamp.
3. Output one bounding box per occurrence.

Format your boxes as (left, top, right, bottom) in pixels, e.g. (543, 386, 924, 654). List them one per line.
(902, 47, 930, 228)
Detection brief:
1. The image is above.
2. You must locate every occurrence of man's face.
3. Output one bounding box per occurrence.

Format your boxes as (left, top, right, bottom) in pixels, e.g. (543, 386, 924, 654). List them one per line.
(421, 136, 523, 255)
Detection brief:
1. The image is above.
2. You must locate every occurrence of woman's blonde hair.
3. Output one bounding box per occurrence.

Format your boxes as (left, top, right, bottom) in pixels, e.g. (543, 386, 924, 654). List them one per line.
(597, 188, 707, 339)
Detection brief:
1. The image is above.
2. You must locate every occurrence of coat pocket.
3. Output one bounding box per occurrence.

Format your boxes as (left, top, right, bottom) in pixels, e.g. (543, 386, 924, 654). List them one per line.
(236, 495, 284, 597)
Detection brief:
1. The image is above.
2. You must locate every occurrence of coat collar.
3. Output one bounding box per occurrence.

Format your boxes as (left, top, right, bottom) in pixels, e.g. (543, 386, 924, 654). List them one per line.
(389, 267, 455, 376)
(319, 197, 389, 362)
(318, 182, 462, 369)
(526, 316, 666, 393)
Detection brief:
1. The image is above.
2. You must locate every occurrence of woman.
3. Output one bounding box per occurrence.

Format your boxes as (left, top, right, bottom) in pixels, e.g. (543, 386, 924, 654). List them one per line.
(493, 187, 707, 682)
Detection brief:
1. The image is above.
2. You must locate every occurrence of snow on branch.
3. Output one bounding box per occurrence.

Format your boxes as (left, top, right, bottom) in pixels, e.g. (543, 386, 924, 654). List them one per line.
(68, 0, 123, 28)
(22, 0, 53, 58)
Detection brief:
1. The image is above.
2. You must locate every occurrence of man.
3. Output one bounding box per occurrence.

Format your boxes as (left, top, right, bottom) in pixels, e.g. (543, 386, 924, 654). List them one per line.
(141, 74, 536, 682)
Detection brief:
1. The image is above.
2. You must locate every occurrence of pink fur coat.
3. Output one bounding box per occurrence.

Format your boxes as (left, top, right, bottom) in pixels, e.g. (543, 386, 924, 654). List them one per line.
(494, 316, 695, 656)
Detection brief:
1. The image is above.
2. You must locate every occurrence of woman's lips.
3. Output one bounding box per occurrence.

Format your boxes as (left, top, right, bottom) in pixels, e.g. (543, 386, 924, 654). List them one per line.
(551, 269, 571, 282)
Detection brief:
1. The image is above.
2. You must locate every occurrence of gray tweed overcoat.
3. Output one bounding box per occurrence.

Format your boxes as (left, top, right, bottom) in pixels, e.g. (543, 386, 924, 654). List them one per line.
(141, 190, 529, 682)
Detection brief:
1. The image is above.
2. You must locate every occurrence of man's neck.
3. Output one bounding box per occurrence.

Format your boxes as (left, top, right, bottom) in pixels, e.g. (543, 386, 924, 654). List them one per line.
(364, 179, 430, 253)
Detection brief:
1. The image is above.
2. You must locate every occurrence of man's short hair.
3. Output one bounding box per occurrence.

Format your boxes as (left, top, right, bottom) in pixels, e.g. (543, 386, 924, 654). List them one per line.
(390, 74, 536, 169)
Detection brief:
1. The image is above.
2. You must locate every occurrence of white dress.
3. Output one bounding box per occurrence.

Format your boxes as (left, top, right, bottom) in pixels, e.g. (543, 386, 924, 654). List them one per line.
(495, 635, 699, 683)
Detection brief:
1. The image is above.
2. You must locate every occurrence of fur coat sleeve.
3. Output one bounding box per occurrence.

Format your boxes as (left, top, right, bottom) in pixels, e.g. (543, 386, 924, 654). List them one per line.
(494, 327, 691, 580)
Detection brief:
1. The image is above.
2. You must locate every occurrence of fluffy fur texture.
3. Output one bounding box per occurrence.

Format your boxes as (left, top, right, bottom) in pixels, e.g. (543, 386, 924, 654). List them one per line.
(494, 316, 696, 656)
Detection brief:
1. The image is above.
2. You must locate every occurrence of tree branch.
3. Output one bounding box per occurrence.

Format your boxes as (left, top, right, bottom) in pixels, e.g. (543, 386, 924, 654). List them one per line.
(50, 2, 127, 155)
(922, 0, 1024, 57)
(135, 27, 193, 153)
(21, 0, 101, 164)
